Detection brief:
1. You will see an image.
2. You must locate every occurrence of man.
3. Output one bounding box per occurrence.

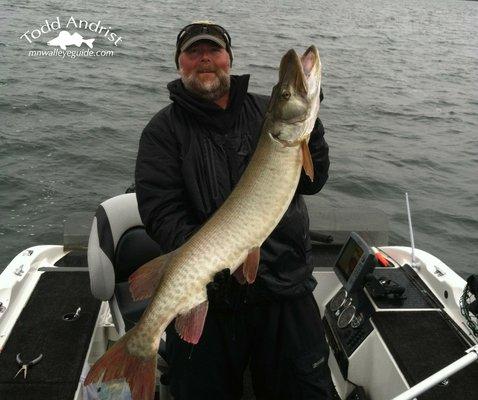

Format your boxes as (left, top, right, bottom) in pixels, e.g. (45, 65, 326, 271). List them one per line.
(135, 22, 333, 400)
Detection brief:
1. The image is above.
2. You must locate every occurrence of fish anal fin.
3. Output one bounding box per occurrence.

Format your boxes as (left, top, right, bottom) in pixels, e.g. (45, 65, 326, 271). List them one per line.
(128, 253, 171, 301)
(301, 140, 314, 182)
(175, 301, 209, 345)
(244, 247, 260, 284)
(84, 331, 157, 400)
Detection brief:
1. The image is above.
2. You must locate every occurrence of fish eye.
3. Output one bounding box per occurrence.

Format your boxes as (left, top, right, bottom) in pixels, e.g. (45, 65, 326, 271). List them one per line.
(281, 90, 291, 100)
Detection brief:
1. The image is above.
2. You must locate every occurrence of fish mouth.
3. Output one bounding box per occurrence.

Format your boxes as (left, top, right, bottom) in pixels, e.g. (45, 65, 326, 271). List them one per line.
(278, 49, 308, 97)
(278, 46, 320, 96)
(300, 45, 320, 79)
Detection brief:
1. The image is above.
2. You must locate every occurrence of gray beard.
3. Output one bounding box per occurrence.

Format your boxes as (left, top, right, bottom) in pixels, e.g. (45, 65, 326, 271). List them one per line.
(180, 68, 230, 102)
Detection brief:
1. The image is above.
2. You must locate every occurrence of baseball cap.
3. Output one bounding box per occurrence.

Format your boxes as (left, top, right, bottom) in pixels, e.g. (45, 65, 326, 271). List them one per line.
(175, 21, 234, 68)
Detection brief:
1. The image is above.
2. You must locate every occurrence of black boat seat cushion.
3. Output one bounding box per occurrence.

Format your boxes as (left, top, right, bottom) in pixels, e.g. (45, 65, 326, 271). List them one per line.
(114, 226, 163, 282)
(115, 281, 150, 331)
(114, 226, 162, 330)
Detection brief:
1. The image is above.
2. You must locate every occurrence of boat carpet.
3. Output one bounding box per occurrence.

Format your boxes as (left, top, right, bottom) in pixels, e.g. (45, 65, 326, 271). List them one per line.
(373, 311, 478, 400)
(0, 271, 101, 400)
(371, 267, 442, 309)
(54, 250, 88, 268)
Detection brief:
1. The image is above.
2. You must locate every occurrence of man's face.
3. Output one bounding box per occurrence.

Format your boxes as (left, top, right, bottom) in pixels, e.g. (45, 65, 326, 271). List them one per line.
(178, 40, 231, 101)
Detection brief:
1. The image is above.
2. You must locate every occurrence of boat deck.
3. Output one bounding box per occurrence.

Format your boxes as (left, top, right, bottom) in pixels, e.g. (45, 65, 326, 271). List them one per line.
(0, 257, 100, 400)
(374, 310, 478, 399)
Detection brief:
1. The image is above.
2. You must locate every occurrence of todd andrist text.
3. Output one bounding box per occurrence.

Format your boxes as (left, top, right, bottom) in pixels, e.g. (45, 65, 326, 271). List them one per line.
(21, 17, 123, 46)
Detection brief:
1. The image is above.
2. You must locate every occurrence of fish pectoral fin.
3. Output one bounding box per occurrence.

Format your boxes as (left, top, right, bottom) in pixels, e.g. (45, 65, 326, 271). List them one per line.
(128, 252, 173, 301)
(301, 140, 314, 182)
(175, 301, 209, 345)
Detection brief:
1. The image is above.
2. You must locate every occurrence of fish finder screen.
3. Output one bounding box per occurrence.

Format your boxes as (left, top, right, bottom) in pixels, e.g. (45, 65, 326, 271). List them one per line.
(336, 238, 364, 280)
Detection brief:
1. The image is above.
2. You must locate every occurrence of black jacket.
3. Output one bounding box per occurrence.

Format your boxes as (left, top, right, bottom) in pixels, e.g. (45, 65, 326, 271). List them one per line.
(135, 75, 329, 299)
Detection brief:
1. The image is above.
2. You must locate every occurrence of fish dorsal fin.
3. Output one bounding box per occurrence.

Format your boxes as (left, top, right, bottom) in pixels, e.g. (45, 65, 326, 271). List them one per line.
(175, 301, 209, 344)
(301, 140, 314, 182)
(128, 252, 174, 301)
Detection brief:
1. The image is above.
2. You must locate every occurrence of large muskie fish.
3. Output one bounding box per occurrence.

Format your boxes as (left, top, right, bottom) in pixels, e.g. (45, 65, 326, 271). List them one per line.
(85, 45, 322, 399)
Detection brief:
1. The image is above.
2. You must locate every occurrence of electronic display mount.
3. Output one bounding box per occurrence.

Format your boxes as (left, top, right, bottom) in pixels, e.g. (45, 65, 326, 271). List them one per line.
(334, 232, 375, 293)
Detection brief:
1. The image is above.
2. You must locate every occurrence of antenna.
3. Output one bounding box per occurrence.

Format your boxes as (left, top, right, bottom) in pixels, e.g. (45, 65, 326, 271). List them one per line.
(405, 192, 418, 269)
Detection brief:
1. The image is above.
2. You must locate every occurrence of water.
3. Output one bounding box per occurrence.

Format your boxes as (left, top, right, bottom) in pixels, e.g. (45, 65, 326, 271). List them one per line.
(1, 0, 477, 276)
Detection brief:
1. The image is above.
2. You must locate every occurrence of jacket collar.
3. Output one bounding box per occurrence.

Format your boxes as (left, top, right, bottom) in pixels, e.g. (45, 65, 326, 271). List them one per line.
(168, 74, 250, 131)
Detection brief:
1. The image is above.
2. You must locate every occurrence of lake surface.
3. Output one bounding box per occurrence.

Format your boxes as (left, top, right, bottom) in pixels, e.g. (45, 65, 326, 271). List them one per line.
(1, 0, 477, 276)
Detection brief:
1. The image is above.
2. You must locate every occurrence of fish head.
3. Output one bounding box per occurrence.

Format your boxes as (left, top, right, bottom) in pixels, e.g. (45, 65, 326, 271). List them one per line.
(267, 46, 321, 146)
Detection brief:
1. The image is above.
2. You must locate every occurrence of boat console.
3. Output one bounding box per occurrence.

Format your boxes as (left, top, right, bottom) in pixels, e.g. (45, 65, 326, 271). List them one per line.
(322, 233, 478, 400)
(325, 233, 376, 378)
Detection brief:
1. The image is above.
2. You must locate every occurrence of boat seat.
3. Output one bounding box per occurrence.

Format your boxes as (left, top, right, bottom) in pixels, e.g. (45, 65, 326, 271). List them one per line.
(115, 281, 150, 330)
(113, 226, 161, 331)
(87, 193, 163, 334)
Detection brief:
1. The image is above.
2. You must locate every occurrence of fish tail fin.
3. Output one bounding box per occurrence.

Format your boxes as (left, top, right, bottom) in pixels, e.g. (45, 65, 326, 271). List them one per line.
(129, 252, 173, 301)
(84, 329, 158, 400)
(84, 38, 95, 49)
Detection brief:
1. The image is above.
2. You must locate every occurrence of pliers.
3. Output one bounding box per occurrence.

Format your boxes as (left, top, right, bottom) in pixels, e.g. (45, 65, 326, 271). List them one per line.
(13, 353, 43, 379)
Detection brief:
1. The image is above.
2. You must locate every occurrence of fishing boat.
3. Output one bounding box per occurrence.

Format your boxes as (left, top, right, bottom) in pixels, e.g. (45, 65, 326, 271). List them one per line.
(0, 192, 477, 400)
